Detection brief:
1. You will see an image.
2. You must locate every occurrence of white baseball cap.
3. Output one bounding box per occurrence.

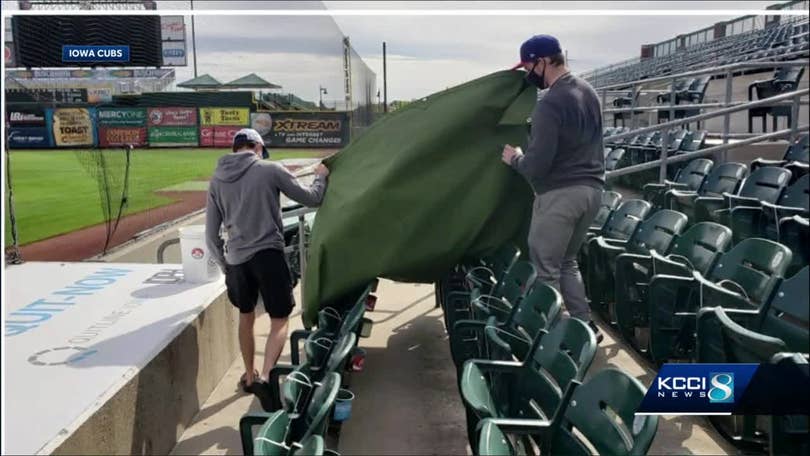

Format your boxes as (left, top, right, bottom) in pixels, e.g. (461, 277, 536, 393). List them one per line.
(232, 128, 268, 157)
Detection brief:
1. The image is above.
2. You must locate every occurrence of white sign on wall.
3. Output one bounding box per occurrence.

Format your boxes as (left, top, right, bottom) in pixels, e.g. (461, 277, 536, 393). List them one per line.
(162, 40, 188, 67)
(4, 262, 226, 455)
(160, 16, 186, 41)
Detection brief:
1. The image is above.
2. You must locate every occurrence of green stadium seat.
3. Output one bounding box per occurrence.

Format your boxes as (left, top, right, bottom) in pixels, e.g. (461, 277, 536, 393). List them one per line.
(778, 215, 810, 276)
(750, 134, 809, 184)
(240, 372, 341, 456)
(730, 174, 809, 245)
(450, 283, 562, 373)
(613, 222, 732, 350)
(642, 158, 713, 209)
(769, 353, 810, 456)
(589, 191, 622, 233)
(469, 261, 537, 325)
(581, 199, 652, 293)
(587, 209, 688, 324)
(647, 238, 792, 365)
(441, 246, 521, 331)
(695, 166, 792, 226)
(269, 332, 356, 412)
(476, 368, 658, 456)
(460, 318, 596, 453)
(665, 162, 748, 223)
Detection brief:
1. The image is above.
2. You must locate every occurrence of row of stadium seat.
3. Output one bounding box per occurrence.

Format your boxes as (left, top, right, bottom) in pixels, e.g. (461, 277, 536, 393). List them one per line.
(238, 282, 378, 456)
(435, 248, 660, 455)
(583, 142, 809, 453)
(583, 17, 809, 87)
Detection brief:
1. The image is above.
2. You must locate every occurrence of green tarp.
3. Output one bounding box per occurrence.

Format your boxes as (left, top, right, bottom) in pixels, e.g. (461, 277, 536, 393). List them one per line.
(302, 70, 538, 327)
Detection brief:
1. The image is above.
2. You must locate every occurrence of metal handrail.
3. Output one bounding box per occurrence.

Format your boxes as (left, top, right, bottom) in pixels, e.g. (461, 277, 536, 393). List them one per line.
(595, 56, 809, 92)
(604, 88, 808, 142)
(604, 99, 808, 114)
(605, 125, 808, 179)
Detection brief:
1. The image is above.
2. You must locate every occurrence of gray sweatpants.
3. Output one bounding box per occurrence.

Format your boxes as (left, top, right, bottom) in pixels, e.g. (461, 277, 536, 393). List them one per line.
(528, 185, 603, 322)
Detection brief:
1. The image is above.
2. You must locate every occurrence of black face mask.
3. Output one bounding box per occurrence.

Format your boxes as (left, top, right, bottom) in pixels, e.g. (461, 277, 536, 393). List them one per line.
(525, 59, 547, 90)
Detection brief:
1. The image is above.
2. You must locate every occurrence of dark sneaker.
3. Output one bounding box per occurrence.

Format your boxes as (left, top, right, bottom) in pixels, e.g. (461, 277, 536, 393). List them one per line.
(588, 321, 604, 344)
(246, 380, 276, 412)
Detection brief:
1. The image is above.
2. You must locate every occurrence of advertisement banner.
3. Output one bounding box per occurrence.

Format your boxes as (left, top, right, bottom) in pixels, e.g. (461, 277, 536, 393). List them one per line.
(200, 107, 250, 127)
(87, 87, 113, 103)
(148, 107, 197, 127)
(97, 108, 147, 127)
(251, 111, 350, 148)
(5, 41, 15, 67)
(8, 107, 46, 126)
(7, 127, 51, 149)
(50, 108, 95, 147)
(161, 16, 186, 41)
(199, 126, 243, 148)
(148, 126, 199, 147)
(161, 41, 187, 66)
(98, 127, 147, 148)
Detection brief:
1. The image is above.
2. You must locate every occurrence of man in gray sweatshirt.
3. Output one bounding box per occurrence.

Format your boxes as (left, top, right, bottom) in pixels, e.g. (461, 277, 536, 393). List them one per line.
(502, 35, 606, 343)
(206, 128, 329, 393)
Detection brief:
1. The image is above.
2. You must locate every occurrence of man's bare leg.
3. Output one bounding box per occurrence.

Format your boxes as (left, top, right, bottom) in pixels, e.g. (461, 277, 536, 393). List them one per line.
(239, 311, 257, 386)
(261, 317, 289, 379)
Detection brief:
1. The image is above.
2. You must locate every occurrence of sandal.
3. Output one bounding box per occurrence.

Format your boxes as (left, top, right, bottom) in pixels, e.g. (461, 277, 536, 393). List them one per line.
(238, 370, 260, 393)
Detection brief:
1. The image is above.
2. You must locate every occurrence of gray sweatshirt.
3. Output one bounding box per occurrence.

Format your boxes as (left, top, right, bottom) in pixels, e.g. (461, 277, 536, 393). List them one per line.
(205, 151, 327, 266)
(511, 73, 605, 195)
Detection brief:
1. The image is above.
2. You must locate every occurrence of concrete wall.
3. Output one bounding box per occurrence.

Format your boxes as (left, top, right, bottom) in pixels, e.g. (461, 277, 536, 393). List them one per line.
(52, 292, 239, 455)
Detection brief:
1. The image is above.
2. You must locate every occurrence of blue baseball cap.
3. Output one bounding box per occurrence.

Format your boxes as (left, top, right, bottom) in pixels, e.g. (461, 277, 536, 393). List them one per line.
(512, 34, 562, 69)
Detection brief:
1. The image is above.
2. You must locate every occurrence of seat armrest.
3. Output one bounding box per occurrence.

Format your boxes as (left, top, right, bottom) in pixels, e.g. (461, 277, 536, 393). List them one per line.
(726, 193, 763, 209)
(760, 201, 809, 219)
(464, 358, 524, 374)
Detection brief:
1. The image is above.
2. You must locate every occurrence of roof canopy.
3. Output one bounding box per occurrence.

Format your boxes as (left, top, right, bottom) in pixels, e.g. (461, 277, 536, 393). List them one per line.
(223, 73, 282, 89)
(176, 74, 222, 89)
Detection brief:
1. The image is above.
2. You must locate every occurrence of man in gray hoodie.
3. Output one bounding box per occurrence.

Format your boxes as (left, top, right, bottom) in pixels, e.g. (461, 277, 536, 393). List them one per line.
(206, 128, 329, 393)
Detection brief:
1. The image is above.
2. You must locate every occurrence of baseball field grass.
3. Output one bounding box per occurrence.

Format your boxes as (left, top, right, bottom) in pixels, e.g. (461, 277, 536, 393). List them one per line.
(3, 148, 327, 246)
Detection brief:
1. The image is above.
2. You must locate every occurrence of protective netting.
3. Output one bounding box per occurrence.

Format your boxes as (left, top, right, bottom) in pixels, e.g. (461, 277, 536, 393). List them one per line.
(73, 145, 131, 255)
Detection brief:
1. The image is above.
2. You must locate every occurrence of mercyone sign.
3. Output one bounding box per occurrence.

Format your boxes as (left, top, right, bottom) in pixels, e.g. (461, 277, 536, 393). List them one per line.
(4, 262, 226, 455)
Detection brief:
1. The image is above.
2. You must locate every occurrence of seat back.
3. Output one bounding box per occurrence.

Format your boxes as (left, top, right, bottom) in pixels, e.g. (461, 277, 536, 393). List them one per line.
(513, 319, 597, 421)
(485, 245, 521, 282)
(668, 128, 691, 153)
(779, 215, 809, 276)
(664, 222, 733, 276)
(591, 191, 622, 230)
(291, 435, 324, 456)
(605, 148, 626, 171)
(680, 130, 707, 152)
(758, 267, 810, 352)
(735, 166, 792, 204)
(708, 238, 793, 306)
(698, 162, 748, 197)
(600, 199, 652, 242)
(253, 411, 292, 456)
(688, 75, 712, 99)
(626, 209, 688, 256)
(552, 368, 659, 456)
(774, 66, 805, 85)
(506, 283, 563, 360)
(775, 173, 810, 212)
(302, 372, 341, 440)
(675, 158, 714, 191)
(494, 260, 537, 304)
(784, 133, 809, 163)
(477, 420, 514, 456)
(324, 332, 356, 374)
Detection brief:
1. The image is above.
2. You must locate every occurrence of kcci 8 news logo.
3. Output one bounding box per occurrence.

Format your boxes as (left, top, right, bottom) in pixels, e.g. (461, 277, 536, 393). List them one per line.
(637, 365, 756, 415)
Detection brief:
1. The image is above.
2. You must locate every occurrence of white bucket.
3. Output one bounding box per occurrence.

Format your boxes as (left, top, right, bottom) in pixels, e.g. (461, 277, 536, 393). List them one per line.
(178, 225, 222, 283)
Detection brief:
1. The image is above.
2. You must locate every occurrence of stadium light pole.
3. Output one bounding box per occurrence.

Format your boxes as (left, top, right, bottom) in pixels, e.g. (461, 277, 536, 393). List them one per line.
(383, 41, 388, 113)
(191, 0, 198, 78)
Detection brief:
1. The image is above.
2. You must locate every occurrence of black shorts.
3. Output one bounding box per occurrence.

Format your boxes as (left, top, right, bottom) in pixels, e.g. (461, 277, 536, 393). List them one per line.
(225, 248, 295, 318)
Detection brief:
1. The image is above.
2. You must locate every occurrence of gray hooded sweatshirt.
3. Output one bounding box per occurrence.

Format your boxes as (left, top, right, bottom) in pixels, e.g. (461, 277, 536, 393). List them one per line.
(205, 151, 327, 266)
